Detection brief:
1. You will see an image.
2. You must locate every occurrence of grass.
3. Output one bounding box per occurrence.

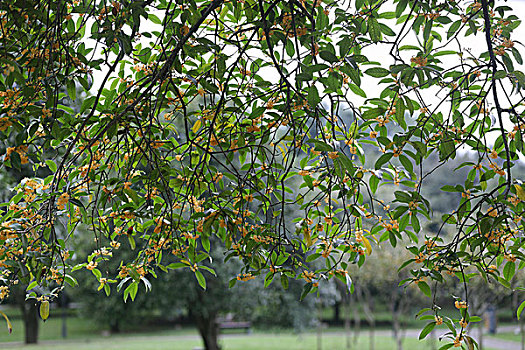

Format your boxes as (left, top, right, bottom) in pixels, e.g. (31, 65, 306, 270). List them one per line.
(0, 307, 506, 350)
(0, 332, 452, 350)
(492, 331, 525, 343)
(0, 318, 503, 350)
(0, 314, 101, 343)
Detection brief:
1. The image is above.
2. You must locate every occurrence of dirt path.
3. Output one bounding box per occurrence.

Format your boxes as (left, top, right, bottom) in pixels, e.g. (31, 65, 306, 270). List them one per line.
(361, 325, 523, 350)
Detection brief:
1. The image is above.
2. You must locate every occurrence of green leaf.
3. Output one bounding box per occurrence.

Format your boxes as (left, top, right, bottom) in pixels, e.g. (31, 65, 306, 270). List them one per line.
(362, 108, 385, 120)
(264, 272, 274, 287)
(439, 137, 456, 161)
(339, 37, 353, 56)
(379, 23, 396, 36)
(447, 20, 461, 40)
(417, 281, 432, 297)
(503, 261, 515, 281)
(91, 268, 101, 280)
(411, 214, 421, 233)
(375, 153, 393, 169)
(285, 39, 295, 57)
(66, 80, 76, 101)
(514, 71, 525, 86)
(45, 160, 57, 173)
(280, 274, 289, 289)
(307, 139, 333, 152)
(127, 235, 136, 250)
(497, 276, 511, 289)
(494, 70, 507, 80)
(320, 50, 338, 63)
(195, 270, 206, 289)
(148, 13, 162, 24)
(517, 300, 525, 320)
(423, 20, 433, 42)
(512, 47, 523, 65)
(199, 266, 216, 276)
(503, 54, 514, 72)
(306, 253, 321, 262)
(167, 262, 186, 269)
(399, 154, 413, 174)
(369, 174, 379, 193)
(365, 67, 390, 78)
(10, 151, 21, 170)
(395, 98, 406, 129)
(396, 0, 408, 17)
(349, 83, 367, 98)
(300, 282, 313, 300)
(201, 235, 210, 252)
(26, 281, 38, 291)
(368, 18, 382, 42)
(419, 322, 436, 340)
(124, 281, 138, 302)
(64, 274, 78, 287)
(308, 86, 321, 107)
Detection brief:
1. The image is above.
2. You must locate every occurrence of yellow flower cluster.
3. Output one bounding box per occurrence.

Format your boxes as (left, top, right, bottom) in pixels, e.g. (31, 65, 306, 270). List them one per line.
(0, 286, 9, 300)
(86, 261, 98, 270)
(301, 270, 316, 283)
(410, 56, 427, 67)
(5, 145, 29, 164)
(0, 117, 12, 131)
(237, 273, 255, 281)
(57, 192, 70, 210)
(251, 235, 274, 244)
(454, 300, 467, 309)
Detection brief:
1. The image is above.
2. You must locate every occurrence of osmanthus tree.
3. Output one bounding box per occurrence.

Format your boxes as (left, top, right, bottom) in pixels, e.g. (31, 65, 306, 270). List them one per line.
(0, 0, 524, 347)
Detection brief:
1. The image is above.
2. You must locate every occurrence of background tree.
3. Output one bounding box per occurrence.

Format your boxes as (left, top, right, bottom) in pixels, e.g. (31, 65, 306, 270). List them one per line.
(0, 1, 524, 349)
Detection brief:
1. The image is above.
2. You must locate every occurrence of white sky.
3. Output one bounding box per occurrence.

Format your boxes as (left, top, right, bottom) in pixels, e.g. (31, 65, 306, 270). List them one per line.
(88, 0, 525, 131)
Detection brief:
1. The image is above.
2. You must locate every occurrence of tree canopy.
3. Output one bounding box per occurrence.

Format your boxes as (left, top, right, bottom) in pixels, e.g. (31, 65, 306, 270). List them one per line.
(1, 0, 525, 347)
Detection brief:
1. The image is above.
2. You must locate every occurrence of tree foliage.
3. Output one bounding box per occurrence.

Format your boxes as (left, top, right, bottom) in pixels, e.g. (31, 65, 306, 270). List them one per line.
(0, 0, 525, 347)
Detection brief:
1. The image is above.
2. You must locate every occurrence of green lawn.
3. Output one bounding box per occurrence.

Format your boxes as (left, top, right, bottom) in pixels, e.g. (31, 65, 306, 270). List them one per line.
(492, 331, 525, 343)
(0, 315, 100, 343)
(0, 310, 502, 350)
(0, 332, 449, 350)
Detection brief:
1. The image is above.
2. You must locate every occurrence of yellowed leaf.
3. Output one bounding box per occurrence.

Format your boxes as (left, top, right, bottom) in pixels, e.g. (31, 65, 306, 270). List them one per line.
(304, 229, 312, 247)
(514, 184, 525, 201)
(39, 301, 49, 322)
(192, 119, 202, 133)
(362, 236, 372, 255)
(0, 311, 12, 334)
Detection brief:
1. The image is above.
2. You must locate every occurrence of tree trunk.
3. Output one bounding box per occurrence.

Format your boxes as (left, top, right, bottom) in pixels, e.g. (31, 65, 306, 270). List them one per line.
(21, 299, 39, 344)
(344, 294, 351, 350)
(520, 318, 525, 350)
(430, 328, 437, 350)
(194, 313, 220, 350)
(352, 289, 361, 346)
(333, 301, 341, 324)
(317, 300, 323, 350)
(478, 318, 483, 350)
(391, 297, 403, 350)
(360, 287, 375, 350)
(110, 319, 120, 333)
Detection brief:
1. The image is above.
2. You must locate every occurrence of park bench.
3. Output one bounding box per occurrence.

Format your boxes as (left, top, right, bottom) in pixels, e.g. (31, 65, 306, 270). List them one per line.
(218, 320, 252, 333)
